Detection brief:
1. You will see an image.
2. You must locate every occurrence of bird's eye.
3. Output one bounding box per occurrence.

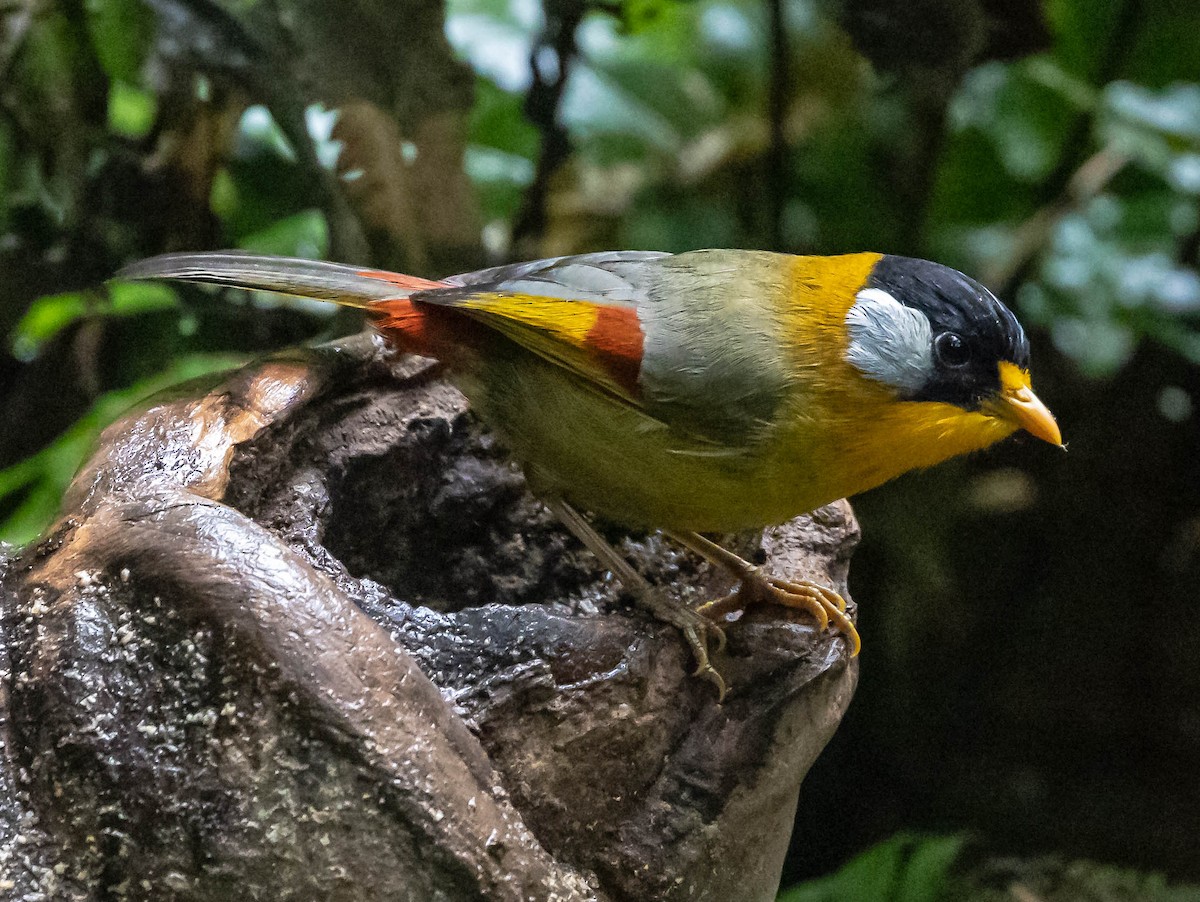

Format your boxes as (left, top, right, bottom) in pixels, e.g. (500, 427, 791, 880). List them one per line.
(934, 332, 970, 368)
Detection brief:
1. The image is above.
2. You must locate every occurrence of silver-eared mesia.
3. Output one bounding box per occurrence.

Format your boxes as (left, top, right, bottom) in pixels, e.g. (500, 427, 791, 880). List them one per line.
(120, 249, 1062, 699)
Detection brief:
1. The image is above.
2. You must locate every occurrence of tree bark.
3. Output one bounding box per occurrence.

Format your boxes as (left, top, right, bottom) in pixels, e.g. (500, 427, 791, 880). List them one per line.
(0, 334, 858, 901)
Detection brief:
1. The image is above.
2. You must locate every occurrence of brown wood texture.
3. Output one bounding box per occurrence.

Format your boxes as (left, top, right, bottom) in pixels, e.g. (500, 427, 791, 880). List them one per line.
(0, 334, 858, 901)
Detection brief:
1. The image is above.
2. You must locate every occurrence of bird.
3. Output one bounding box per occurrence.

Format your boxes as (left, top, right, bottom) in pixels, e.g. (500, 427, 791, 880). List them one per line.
(118, 249, 1061, 698)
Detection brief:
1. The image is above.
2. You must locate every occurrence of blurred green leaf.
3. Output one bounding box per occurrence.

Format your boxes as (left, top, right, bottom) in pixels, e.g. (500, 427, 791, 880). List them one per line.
(1104, 82, 1200, 142)
(19, 13, 83, 104)
(618, 0, 682, 34)
(469, 78, 539, 159)
(778, 834, 967, 902)
(10, 292, 88, 359)
(1099, 82, 1200, 183)
(210, 167, 239, 221)
(1044, 0, 1124, 79)
(445, 0, 539, 93)
(951, 61, 1078, 184)
(623, 187, 742, 250)
(1026, 182, 1200, 375)
(108, 80, 158, 138)
(109, 282, 180, 315)
(212, 106, 325, 242)
(237, 105, 298, 163)
(465, 146, 534, 222)
(0, 480, 64, 550)
(10, 283, 179, 360)
(566, 58, 723, 149)
(237, 208, 329, 258)
(1120, 6, 1200, 89)
(85, 0, 155, 83)
(466, 78, 539, 221)
(0, 354, 244, 547)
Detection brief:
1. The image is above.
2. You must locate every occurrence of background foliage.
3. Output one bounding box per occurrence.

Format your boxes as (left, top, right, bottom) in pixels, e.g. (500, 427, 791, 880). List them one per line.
(1, 0, 1198, 895)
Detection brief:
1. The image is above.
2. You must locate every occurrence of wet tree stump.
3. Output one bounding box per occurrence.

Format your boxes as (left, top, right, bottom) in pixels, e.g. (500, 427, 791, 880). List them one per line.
(0, 333, 859, 901)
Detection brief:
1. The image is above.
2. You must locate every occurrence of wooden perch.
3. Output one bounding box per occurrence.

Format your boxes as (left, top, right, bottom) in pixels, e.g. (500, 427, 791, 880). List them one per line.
(0, 334, 859, 900)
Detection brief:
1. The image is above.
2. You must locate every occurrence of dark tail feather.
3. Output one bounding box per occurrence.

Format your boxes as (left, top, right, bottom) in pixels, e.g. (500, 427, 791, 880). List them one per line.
(116, 251, 445, 309)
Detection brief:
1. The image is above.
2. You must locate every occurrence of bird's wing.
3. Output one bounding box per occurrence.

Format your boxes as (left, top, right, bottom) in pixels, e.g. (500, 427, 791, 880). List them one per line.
(118, 249, 796, 448)
(410, 251, 668, 405)
(444, 250, 671, 289)
(415, 249, 795, 447)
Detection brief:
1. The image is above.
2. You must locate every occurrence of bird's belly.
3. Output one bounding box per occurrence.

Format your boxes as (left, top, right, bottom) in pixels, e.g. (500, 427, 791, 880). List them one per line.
(460, 353, 822, 532)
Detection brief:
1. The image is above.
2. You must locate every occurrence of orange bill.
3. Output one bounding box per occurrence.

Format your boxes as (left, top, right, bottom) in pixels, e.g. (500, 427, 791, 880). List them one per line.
(989, 362, 1063, 447)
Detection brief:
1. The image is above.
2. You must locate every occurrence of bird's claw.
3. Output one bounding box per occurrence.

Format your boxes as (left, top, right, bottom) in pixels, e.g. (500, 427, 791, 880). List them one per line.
(769, 575, 848, 614)
(639, 592, 729, 701)
(682, 623, 728, 700)
(701, 568, 860, 657)
(676, 610, 729, 702)
(768, 576, 859, 655)
(694, 662, 727, 702)
(628, 566, 855, 700)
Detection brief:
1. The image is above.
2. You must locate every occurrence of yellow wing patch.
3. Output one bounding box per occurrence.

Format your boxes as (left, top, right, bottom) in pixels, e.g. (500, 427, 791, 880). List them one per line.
(449, 292, 645, 400)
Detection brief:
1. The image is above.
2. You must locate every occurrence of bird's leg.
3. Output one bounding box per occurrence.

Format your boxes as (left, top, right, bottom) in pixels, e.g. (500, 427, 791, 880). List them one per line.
(663, 530, 861, 657)
(545, 499, 728, 698)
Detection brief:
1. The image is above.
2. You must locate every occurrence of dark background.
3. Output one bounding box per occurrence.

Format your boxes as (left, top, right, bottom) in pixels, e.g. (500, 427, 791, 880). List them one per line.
(1, 0, 1198, 893)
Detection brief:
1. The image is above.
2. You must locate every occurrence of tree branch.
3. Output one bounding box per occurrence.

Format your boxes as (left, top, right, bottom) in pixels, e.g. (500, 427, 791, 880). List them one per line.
(511, 0, 587, 255)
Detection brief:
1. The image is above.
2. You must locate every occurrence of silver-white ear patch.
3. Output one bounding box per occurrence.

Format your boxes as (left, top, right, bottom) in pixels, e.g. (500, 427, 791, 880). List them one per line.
(844, 288, 933, 394)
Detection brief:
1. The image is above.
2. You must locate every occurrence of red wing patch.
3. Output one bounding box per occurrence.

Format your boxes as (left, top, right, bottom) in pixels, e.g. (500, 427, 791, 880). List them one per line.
(376, 288, 647, 402)
(585, 305, 644, 396)
(370, 298, 489, 363)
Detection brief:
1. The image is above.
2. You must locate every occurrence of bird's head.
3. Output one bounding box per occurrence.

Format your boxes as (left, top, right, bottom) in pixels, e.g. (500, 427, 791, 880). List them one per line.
(842, 255, 1061, 447)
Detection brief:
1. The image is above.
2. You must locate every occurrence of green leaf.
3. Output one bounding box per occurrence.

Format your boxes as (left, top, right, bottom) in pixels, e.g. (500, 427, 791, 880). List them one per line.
(10, 292, 89, 359)
(85, 0, 155, 83)
(237, 105, 298, 163)
(0, 354, 244, 547)
(236, 208, 329, 258)
(778, 833, 967, 902)
(950, 61, 1077, 184)
(9, 283, 179, 359)
(0, 481, 64, 550)
(210, 167, 239, 221)
(108, 281, 180, 316)
(619, 0, 680, 34)
(213, 156, 320, 242)
(469, 78, 540, 159)
(20, 13, 85, 105)
(108, 80, 157, 138)
(465, 146, 535, 222)
(1045, 0, 1125, 79)
(1104, 82, 1200, 142)
(895, 835, 971, 902)
(567, 58, 723, 146)
(1099, 82, 1200, 184)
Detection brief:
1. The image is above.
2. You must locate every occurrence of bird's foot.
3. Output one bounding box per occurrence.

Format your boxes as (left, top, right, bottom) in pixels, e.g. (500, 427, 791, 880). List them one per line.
(697, 568, 860, 657)
(636, 590, 728, 701)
